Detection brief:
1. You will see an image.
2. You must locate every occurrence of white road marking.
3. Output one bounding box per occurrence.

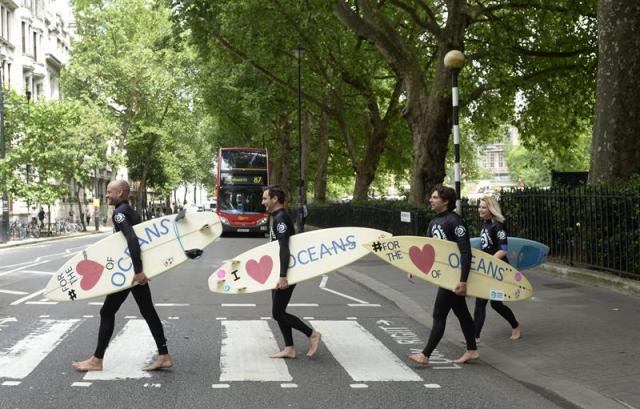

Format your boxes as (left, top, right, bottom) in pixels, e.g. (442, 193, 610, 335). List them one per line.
(211, 383, 230, 389)
(220, 320, 292, 382)
(424, 384, 442, 389)
(221, 303, 256, 307)
(310, 320, 422, 382)
(84, 320, 156, 381)
(350, 384, 369, 388)
(280, 383, 298, 388)
(2, 381, 21, 386)
(0, 319, 81, 379)
(288, 303, 318, 307)
(25, 301, 58, 305)
(154, 303, 189, 307)
(18, 270, 55, 276)
(319, 275, 370, 304)
(0, 289, 29, 295)
(10, 289, 45, 306)
(348, 304, 381, 307)
(0, 261, 49, 277)
(72, 382, 92, 387)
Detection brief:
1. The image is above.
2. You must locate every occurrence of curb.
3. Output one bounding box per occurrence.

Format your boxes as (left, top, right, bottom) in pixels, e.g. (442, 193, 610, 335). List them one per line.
(0, 230, 110, 250)
(534, 262, 640, 298)
(338, 266, 628, 409)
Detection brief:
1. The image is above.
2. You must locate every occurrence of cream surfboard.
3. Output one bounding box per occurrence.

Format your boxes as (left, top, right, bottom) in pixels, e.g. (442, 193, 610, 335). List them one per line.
(44, 212, 222, 301)
(363, 236, 533, 301)
(208, 227, 391, 294)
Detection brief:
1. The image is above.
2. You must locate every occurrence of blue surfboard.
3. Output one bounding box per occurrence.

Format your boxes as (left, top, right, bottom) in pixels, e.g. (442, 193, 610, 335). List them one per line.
(470, 237, 550, 271)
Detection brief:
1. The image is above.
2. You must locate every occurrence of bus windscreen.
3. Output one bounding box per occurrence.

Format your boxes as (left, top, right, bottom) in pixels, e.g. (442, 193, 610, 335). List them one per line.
(220, 150, 268, 171)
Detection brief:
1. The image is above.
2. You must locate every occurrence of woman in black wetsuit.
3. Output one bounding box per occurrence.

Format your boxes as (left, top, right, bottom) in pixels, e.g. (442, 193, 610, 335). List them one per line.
(473, 196, 521, 343)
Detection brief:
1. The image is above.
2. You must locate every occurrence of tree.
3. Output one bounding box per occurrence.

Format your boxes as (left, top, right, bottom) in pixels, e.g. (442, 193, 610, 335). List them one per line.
(170, 0, 408, 201)
(589, 0, 640, 184)
(64, 0, 211, 214)
(1, 95, 119, 227)
(335, 0, 596, 205)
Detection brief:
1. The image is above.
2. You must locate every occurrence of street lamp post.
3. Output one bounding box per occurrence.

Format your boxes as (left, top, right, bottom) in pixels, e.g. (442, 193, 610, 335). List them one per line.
(444, 50, 465, 216)
(294, 46, 305, 232)
(0, 72, 8, 242)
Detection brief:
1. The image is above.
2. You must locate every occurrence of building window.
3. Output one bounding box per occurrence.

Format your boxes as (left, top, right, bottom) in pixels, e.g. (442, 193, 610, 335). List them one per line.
(21, 22, 26, 53)
(33, 32, 37, 59)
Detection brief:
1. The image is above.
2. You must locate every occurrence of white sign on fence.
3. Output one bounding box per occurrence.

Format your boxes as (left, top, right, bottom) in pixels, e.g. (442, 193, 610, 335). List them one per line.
(400, 211, 411, 223)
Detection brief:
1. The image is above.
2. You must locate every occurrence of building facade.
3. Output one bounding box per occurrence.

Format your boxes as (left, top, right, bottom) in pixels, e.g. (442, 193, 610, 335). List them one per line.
(0, 0, 73, 100)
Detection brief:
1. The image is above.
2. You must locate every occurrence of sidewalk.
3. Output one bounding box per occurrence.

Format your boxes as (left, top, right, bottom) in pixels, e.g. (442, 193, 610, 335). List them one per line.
(340, 255, 640, 409)
(0, 225, 112, 249)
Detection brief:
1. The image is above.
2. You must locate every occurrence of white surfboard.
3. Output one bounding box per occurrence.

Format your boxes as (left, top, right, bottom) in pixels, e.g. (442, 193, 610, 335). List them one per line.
(208, 227, 391, 294)
(363, 236, 533, 301)
(44, 212, 222, 301)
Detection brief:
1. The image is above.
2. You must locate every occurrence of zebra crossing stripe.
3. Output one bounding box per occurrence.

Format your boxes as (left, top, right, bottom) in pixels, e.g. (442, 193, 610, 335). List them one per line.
(310, 320, 422, 382)
(0, 319, 80, 379)
(219, 320, 292, 382)
(84, 320, 156, 381)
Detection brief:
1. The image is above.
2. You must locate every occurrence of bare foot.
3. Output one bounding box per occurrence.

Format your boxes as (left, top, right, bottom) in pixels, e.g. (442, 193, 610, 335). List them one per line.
(475, 337, 481, 344)
(271, 347, 296, 359)
(143, 354, 173, 371)
(511, 325, 521, 340)
(72, 356, 103, 372)
(407, 353, 429, 366)
(306, 331, 322, 358)
(454, 350, 480, 364)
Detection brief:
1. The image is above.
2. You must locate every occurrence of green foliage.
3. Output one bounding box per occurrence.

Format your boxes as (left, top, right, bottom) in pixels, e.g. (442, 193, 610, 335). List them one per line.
(64, 0, 209, 199)
(0, 93, 119, 204)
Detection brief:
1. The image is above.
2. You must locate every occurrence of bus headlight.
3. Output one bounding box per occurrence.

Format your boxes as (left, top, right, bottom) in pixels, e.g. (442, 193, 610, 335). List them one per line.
(256, 217, 268, 226)
(220, 216, 230, 225)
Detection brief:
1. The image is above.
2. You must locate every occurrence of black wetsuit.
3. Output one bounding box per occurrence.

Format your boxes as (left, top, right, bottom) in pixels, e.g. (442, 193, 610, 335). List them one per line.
(270, 208, 313, 347)
(422, 210, 477, 357)
(94, 201, 168, 359)
(473, 220, 518, 338)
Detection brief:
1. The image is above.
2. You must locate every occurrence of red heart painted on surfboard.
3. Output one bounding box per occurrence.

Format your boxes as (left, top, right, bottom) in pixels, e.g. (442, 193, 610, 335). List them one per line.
(76, 259, 105, 290)
(245, 256, 273, 285)
(409, 244, 436, 274)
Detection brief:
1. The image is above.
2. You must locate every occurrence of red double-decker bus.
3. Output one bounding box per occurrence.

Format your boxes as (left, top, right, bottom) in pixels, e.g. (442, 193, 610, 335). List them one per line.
(215, 147, 270, 234)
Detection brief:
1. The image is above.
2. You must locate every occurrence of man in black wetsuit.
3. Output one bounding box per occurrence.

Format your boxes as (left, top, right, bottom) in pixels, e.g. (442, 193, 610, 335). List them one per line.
(72, 180, 172, 372)
(261, 185, 321, 359)
(407, 185, 479, 366)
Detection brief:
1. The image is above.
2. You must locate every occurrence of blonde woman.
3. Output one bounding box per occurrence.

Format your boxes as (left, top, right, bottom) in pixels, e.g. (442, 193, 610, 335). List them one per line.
(474, 196, 521, 342)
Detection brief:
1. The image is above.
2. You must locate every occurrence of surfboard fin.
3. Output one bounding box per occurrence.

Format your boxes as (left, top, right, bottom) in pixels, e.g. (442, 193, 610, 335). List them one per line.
(236, 287, 247, 293)
(185, 249, 203, 259)
(175, 209, 186, 222)
(200, 224, 210, 231)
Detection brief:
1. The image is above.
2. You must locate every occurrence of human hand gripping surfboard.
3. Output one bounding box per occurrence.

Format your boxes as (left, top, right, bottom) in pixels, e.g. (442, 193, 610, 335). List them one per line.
(363, 236, 533, 301)
(208, 227, 391, 294)
(44, 212, 223, 301)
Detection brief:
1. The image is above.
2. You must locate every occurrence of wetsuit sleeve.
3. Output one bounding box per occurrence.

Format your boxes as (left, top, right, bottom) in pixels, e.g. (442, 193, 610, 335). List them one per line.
(453, 221, 472, 282)
(274, 219, 291, 278)
(495, 223, 508, 252)
(114, 212, 143, 274)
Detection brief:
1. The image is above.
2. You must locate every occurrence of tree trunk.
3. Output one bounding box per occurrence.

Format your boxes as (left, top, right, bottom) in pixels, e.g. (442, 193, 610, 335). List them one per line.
(407, 54, 453, 205)
(313, 112, 329, 202)
(75, 187, 86, 231)
(589, 0, 640, 184)
(277, 118, 293, 196)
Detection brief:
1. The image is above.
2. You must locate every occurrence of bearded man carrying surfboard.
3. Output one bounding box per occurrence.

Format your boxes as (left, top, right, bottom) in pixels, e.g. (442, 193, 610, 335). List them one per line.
(72, 180, 173, 372)
(261, 185, 322, 359)
(407, 185, 479, 366)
